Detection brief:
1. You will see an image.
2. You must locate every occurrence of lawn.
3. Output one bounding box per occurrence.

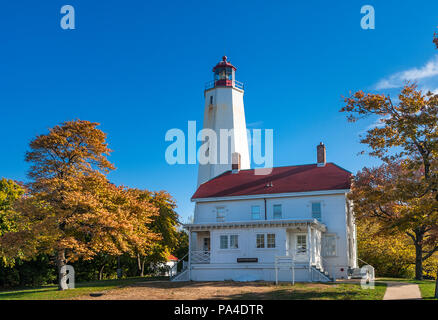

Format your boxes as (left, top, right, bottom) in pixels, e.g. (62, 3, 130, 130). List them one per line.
(224, 282, 388, 300)
(72, 280, 387, 300)
(378, 277, 437, 300)
(0, 279, 387, 300)
(0, 276, 166, 300)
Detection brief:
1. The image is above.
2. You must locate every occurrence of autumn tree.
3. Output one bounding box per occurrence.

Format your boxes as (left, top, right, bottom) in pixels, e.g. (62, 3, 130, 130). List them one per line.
(351, 161, 438, 279)
(0, 120, 159, 289)
(341, 82, 438, 280)
(132, 190, 180, 276)
(0, 178, 24, 265)
(434, 30, 438, 48)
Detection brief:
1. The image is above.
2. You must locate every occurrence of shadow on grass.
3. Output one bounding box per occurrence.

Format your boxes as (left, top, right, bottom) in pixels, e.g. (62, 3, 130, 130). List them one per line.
(209, 282, 387, 300)
(0, 276, 168, 300)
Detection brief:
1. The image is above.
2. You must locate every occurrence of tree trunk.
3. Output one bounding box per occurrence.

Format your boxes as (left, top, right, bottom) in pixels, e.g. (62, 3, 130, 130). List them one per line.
(56, 249, 67, 290)
(141, 258, 146, 277)
(414, 241, 423, 280)
(413, 229, 426, 281)
(137, 253, 142, 276)
(435, 270, 438, 299)
(99, 265, 105, 280)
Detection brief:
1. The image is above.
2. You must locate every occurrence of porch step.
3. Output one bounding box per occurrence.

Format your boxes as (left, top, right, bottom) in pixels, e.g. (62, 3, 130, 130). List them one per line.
(311, 266, 333, 282)
(170, 268, 189, 282)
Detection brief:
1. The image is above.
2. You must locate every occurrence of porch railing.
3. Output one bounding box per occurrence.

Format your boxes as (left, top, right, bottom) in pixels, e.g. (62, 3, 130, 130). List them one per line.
(191, 250, 211, 264)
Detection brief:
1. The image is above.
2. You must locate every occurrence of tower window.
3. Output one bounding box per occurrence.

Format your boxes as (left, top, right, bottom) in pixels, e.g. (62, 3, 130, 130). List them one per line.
(210, 96, 213, 104)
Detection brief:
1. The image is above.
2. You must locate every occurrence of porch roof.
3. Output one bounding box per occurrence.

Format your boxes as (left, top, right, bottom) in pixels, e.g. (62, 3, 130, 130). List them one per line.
(183, 218, 326, 232)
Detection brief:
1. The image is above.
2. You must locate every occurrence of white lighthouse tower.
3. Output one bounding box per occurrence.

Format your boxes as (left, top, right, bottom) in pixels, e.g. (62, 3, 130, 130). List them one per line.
(197, 56, 251, 186)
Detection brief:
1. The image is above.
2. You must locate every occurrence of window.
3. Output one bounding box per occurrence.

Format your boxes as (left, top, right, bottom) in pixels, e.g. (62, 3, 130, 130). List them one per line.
(220, 235, 228, 249)
(230, 235, 239, 249)
(324, 235, 337, 256)
(267, 234, 276, 248)
(251, 205, 261, 220)
(296, 235, 307, 254)
(217, 207, 225, 222)
(210, 96, 213, 104)
(273, 204, 282, 219)
(311, 202, 322, 221)
(256, 233, 276, 249)
(256, 234, 265, 248)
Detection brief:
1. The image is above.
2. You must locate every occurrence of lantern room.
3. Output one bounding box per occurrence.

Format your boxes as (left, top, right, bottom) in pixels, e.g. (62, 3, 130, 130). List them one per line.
(205, 56, 244, 91)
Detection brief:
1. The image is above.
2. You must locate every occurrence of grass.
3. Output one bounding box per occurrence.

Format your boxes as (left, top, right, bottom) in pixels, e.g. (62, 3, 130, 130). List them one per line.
(377, 277, 437, 300)
(0, 279, 387, 300)
(227, 282, 387, 300)
(0, 276, 166, 300)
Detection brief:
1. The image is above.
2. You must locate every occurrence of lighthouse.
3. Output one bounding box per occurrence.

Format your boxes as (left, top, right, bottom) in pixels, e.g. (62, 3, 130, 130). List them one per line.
(197, 56, 251, 186)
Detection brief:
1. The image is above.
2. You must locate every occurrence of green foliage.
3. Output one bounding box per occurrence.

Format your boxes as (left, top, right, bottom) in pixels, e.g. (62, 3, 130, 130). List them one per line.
(0, 255, 56, 288)
(0, 178, 24, 237)
(0, 178, 25, 266)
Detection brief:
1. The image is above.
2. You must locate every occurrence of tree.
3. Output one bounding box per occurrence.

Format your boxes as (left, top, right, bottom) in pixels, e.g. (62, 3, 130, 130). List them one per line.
(1, 120, 159, 289)
(341, 82, 438, 280)
(0, 178, 24, 265)
(351, 161, 438, 279)
(132, 190, 180, 276)
(434, 30, 438, 49)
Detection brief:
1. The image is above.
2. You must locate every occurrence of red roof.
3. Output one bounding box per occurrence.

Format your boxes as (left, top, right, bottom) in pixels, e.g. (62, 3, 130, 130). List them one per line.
(167, 254, 178, 261)
(192, 163, 352, 200)
(212, 56, 237, 72)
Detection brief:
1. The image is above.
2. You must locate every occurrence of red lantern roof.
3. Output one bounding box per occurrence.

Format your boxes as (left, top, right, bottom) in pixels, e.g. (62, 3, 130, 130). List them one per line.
(212, 56, 237, 72)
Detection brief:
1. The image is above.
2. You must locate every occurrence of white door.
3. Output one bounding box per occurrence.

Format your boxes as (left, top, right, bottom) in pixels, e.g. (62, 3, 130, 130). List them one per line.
(295, 234, 308, 262)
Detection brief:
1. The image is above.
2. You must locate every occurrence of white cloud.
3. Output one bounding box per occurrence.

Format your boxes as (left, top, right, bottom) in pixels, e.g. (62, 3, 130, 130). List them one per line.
(375, 55, 438, 90)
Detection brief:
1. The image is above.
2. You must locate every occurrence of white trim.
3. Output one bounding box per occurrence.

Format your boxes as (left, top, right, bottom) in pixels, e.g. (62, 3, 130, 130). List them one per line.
(192, 189, 350, 203)
(184, 218, 327, 232)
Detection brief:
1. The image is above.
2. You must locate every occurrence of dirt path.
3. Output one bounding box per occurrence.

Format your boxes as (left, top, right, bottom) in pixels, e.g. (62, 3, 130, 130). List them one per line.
(383, 282, 421, 300)
(72, 281, 331, 300)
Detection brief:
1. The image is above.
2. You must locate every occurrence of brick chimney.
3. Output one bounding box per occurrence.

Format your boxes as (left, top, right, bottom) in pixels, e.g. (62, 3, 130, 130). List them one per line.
(232, 152, 241, 173)
(317, 142, 326, 167)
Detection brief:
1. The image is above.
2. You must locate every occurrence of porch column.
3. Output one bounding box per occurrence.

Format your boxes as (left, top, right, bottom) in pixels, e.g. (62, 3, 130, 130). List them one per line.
(312, 228, 316, 267)
(307, 224, 312, 279)
(188, 229, 191, 281)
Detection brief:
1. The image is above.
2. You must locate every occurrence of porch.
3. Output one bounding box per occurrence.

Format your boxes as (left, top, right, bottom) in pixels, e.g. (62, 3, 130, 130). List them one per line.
(175, 219, 332, 282)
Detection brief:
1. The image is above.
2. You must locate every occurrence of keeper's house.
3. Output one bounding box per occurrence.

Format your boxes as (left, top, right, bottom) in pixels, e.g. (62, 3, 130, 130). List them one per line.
(172, 57, 359, 282)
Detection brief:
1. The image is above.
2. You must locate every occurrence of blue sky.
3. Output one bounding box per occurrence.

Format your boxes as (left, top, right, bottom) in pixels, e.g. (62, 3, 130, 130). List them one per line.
(1, 0, 438, 223)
